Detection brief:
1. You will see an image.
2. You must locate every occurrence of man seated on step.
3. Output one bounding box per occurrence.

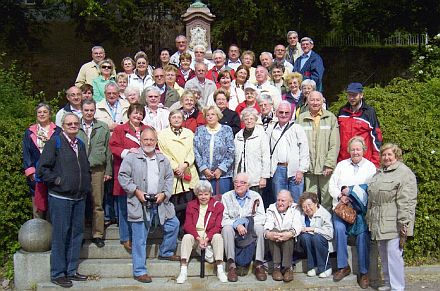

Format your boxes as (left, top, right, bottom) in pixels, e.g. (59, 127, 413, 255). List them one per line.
(264, 189, 302, 282)
(221, 172, 267, 282)
(118, 127, 180, 283)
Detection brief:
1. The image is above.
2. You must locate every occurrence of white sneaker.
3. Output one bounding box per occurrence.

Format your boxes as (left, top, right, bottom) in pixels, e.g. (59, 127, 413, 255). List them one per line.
(217, 265, 228, 283)
(307, 268, 316, 277)
(318, 268, 332, 278)
(176, 271, 187, 284)
(378, 286, 391, 291)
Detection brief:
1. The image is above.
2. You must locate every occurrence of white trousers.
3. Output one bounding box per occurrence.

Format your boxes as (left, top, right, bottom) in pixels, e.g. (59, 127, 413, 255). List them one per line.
(378, 238, 405, 291)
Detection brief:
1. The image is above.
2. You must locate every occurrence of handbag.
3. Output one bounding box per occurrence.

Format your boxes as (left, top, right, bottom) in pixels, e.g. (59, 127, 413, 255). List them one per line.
(334, 202, 356, 224)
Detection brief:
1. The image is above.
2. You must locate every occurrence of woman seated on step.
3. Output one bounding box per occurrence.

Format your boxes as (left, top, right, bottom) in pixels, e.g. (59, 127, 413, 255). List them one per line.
(176, 180, 228, 283)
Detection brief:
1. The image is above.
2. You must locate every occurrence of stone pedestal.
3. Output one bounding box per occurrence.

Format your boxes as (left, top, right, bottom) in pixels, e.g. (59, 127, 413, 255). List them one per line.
(182, 1, 215, 58)
(14, 250, 51, 290)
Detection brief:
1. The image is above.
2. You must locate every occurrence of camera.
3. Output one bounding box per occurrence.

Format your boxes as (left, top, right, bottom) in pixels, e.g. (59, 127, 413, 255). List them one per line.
(143, 193, 157, 209)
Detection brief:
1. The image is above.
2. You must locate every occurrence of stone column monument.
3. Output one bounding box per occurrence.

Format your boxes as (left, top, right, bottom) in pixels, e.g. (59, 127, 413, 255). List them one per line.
(182, 0, 215, 58)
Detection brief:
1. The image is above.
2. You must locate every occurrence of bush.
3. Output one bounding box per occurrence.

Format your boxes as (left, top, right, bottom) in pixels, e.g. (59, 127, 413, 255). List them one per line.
(0, 55, 38, 279)
(330, 77, 440, 263)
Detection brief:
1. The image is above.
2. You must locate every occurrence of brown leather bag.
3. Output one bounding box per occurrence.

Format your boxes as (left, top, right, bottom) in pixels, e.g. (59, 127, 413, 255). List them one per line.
(334, 203, 357, 224)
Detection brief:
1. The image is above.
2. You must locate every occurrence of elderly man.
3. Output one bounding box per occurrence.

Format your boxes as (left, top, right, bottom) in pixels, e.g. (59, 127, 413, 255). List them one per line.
(170, 35, 195, 66)
(190, 44, 214, 70)
(75, 46, 107, 87)
(227, 44, 242, 71)
(293, 37, 325, 92)
(118, 127, 180, 283)
(37, 113, 91, 288)
(255, 66, 281, 109)
(185, 62, 217, 107)
(285, 31, 303, 65)
(266, 101, 309, 203)
(206, 49, 236, 87)
(274, 44, 294, 73)
(264, 190, 302, 282)
(152, 68, 179, 108)
(259, 52, 274, 73)
(77, 99, 112, 248)
(337, 82, 382, 167)
(95, 82, 130, 132)
(221, 172, 267, 282)
(55, 86, 83, 127)
(297, 91, 340, 211)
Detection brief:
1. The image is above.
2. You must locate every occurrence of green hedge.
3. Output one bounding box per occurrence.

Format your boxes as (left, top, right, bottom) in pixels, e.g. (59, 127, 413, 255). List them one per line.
(0, 57, 37, 278)
(329, 77, 440, 263)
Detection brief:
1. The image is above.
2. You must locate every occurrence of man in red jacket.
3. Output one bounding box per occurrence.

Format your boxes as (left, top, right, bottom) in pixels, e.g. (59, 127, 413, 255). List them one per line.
(337, 83, 382, 167)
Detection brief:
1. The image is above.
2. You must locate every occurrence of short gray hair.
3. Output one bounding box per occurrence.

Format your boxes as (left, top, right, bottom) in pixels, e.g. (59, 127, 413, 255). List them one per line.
(286, 31, 298, 39)
(91, 46, 104, 52)
(240, 108, 259, 122)
(194, 180, 213, 196)
(35, 102, 52, 114)
(257, 94, 273, 105)
(212, 49, 226, 59)
(104, 81, 119, 92)
(193, 45, 206, 52)
(260, 52, 273, 60)
(61, 112, 79, 125)
(301, 79, 316, 90)
(301, 37, 314, 44)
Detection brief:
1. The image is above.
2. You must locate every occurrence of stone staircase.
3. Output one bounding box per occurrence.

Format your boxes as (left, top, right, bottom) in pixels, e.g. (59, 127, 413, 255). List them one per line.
(34, 225, 364, 290)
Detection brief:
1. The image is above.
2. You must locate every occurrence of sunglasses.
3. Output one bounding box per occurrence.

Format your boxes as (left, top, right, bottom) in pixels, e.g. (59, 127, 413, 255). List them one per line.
(102, 65, 112, 69)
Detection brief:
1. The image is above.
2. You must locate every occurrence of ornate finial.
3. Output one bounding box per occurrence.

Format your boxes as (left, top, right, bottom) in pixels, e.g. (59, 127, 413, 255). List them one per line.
(191, 0, 207, 8)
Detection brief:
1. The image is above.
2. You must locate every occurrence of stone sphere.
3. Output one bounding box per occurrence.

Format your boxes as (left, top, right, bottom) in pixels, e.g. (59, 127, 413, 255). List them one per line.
(18, 218, 52, 252)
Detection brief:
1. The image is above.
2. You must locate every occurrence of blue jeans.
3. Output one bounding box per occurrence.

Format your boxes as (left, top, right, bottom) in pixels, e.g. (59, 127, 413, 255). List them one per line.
(116, 195, 131, 242)
(131, 207, 179, 276)
(104, 180, 117, 221)
(48, 195, 85, 279)
(208, 177, 232, 195)
(333, 214, 370, 274)
(299, 233, 329, 273)
(271, 165, 304, 203)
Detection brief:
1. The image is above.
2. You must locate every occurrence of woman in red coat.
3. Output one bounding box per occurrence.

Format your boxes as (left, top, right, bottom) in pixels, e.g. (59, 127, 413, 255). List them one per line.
(109, 103, 148, 252)
(180, 90, 205, 133)
(176, 180, 227, 284)
(176, 52, 195, 87)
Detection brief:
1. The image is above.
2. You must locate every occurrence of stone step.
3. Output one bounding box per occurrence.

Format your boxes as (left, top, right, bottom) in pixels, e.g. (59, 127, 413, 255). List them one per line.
(36, 273, 360, 291)
(83, 225, 165, 241)
(78, 258, 217, 278)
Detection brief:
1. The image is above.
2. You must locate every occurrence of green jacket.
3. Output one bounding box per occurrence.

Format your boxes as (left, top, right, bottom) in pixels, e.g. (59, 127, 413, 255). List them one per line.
(77, 119, 112, 176)
(297, 110, 340, 174)
(366, 161, 417, 240)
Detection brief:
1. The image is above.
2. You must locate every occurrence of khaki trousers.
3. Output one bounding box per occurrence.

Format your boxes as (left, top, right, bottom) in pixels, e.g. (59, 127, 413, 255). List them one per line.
(180, 233, 224, 261)
(90, 165, 105, 238)
(222, 224, 265, 263)
(305, 173, 332, 211)
(268, 233, 294, 268)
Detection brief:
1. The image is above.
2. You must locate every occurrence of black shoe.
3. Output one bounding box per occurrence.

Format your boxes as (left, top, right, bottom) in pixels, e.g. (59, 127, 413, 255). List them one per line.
(67, 273, 88, 281)
(91, 237, 105, 248)
(51, 277, 73, 288)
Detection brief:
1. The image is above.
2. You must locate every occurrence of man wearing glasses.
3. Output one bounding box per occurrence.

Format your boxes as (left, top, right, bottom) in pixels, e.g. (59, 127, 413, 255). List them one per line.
(266, 101, 309, 203)
(37, 113, 91, 288)
(152, 68, 179, 108)
(221, 173, 267, 282)
(170, 35, 195, 67)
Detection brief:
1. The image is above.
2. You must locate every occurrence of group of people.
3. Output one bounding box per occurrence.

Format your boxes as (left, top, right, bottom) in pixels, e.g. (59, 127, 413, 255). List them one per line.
(22, 30, 417, 291)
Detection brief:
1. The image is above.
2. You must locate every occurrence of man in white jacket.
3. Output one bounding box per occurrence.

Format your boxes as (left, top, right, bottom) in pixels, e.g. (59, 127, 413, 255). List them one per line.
(264, 190, 302, 282)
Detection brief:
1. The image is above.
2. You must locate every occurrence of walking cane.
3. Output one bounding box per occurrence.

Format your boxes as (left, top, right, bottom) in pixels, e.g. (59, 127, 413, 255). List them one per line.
(200, 248, 205, 278)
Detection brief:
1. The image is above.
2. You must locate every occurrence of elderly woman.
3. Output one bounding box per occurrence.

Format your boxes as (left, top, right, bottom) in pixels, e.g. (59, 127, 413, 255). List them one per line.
(176, 180, 227, 283)
(367, 143, 417, 291)
(270, 63, 287, 95)
(92, 58, 116, 102)
(164, 65, 184, 96)
(128, 52, 154, 94)
(214, 89, 241, 135)
(297, 192, 333, 278)
(141, 87, 169, 131)
(234, 108, 269, 194)
(191, 45, 214, 70)
(329, 136, 377, 289)
(194, 105, 235, 195)
(116, 72, 128, 99)
(121, 57, 135, 75)
(179, 90, 205, 133)
(158, 109, 199, 227)
(297, 91, 340, 211)
(176, 52, 195, 87)
(158, 48, 171, 68)
(109, 103, 148, 252)
(207, 70, 245, 111)
(23, 103, 62, 218)
(235, 83, 261, 119)
(258, 94, 277, 131)
(282, 72, 303, 118)
(241, 50, 257, 84)
(231, 65, 250, 90)
(124, 85, 141, 104)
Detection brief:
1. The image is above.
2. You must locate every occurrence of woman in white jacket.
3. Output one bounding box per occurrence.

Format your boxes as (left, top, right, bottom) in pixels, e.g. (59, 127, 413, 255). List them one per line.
(234, 108, 270, 194)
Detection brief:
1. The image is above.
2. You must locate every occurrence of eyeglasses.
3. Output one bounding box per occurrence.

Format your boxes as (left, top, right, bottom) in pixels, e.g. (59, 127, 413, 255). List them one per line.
(154, 75, 164, 78)
(234, 180, 248, 185)
(102, 65, 112, 69)
(64, 122, 80, 127)
(278, 111, 291, 115)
